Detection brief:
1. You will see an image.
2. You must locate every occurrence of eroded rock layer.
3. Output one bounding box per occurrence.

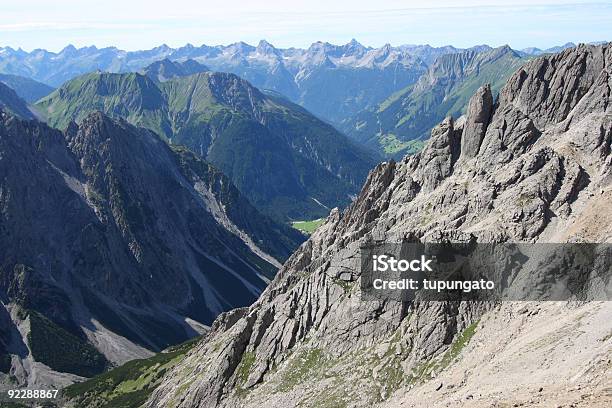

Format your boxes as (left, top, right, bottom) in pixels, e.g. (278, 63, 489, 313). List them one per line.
(146, 43, 612, 408)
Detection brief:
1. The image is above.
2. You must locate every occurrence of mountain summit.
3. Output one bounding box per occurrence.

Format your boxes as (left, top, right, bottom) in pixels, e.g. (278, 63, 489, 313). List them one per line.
(36, 71, 377, 221)
(141, 58, 209, 82)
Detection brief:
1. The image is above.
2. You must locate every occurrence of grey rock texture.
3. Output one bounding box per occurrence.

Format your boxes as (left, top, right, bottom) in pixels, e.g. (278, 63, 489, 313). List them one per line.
(145, 43, 612, 408)
(460, 83, 493, 159)
(0, 111, 303, 387)
(499, 44, 609, 129)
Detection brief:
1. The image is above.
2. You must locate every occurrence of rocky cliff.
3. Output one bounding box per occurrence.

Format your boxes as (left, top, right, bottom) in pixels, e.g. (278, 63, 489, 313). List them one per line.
(0, 111, 303, 389)
(144, 43, 612, 408)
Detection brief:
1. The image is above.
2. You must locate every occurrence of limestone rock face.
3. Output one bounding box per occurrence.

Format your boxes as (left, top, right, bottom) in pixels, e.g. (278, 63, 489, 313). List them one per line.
(460, 83, 493, 159)
(0, 111, 303, 388)
(499, 44, 611, 129)
(147, 44, 612, 408)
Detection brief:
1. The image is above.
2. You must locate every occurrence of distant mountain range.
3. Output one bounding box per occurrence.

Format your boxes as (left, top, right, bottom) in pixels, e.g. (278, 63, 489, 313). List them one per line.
(518, 41, 578, 56)
(141, 58, 209, 82)
(1, 38, 609, 400)
(342, 46, 527, 157)
(0, 40, 591, 126)
(0, 41, 599, 206)
(35, 68, 377, 221)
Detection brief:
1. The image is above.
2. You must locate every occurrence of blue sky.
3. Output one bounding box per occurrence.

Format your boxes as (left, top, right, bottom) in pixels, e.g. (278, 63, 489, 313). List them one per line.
(1, 0, 610, 51)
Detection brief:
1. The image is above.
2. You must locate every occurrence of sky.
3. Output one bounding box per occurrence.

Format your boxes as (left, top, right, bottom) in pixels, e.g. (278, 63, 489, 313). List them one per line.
(1, 0, 611, 52)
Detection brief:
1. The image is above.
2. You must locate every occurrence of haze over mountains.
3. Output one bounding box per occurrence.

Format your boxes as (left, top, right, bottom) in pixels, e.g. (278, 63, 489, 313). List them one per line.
(0, 82, 36, 120)
(0, 73, 55, 103)
(0, 40, 589, 168)
(141, 59, 210, 82)
(0, 40, 581, 126)
(342, 45, 527, 157)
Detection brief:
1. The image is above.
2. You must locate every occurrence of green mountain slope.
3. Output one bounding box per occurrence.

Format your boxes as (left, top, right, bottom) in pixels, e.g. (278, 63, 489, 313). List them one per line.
(37, 72, 171, 134)
(36, 71, 377, 221)
(342, 46, 527, 158)
(61, 337, 200, 408)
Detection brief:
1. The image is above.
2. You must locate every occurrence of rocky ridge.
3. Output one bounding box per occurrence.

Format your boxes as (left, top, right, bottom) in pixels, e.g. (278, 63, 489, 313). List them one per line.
(0, 111, 303, 389)
(143, 43, 612, 408)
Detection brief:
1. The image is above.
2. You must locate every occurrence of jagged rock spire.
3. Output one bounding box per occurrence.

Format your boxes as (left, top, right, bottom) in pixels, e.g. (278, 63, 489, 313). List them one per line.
(460, 83, 493, 159)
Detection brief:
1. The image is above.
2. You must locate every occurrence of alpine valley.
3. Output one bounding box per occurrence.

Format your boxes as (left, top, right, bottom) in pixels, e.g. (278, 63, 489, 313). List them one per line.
(0, 109, 304, 388)
(341, 46, 528, 157)
(34, 68, 377, 221)
(0, 40, 578, 126)
(0, 37, 610, 408)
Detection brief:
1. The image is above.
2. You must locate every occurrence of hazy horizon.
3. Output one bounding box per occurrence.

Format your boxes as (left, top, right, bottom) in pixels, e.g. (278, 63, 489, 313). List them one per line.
(0, 39, 602, 54)
(1, 0, 610, 52)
